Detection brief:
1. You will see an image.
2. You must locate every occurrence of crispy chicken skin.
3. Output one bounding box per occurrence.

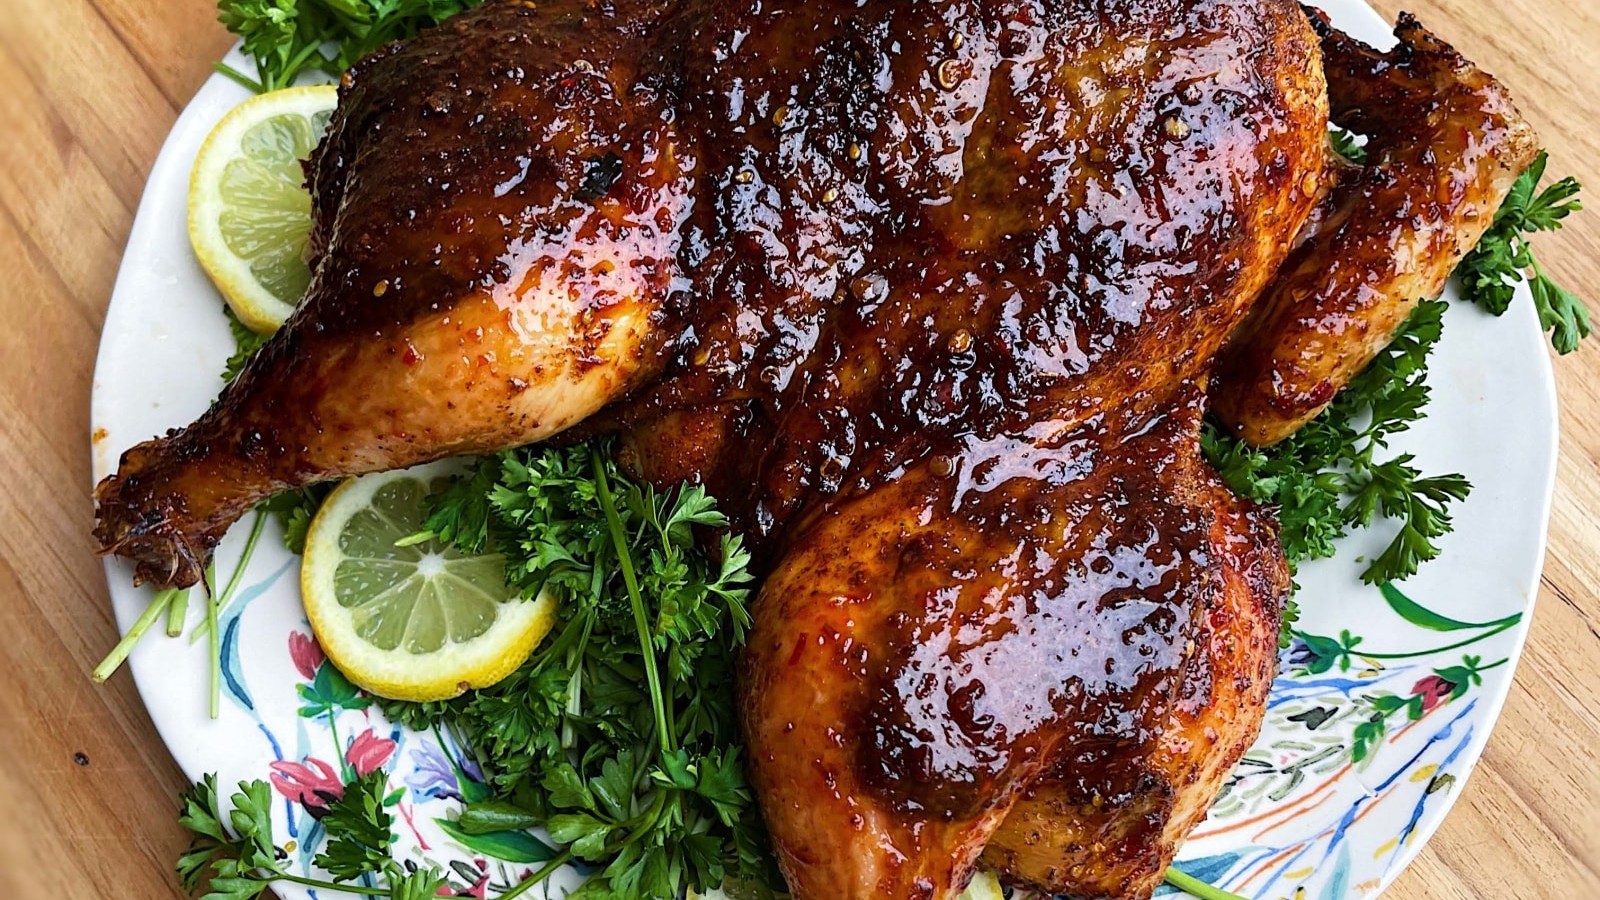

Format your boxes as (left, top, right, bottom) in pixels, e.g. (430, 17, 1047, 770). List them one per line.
(91, 2, 1535, 898)
(1214, 11, 1540, 446)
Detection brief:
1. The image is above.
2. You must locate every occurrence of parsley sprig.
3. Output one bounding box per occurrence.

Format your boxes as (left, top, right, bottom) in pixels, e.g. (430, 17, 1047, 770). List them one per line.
(1457, 151, 1591, 352)
(216, 0, 485, 92)
(381, 444, 778, 898)
(177, 771, 447, 900)
(1205, 300, 1470, 641)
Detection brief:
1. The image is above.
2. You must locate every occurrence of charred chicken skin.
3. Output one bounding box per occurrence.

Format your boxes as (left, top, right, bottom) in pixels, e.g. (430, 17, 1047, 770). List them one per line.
(92, 1, 1539, 898)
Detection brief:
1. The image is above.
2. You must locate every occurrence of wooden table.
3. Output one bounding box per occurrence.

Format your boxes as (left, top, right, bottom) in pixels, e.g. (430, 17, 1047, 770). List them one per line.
(0, 2, 1595, 898)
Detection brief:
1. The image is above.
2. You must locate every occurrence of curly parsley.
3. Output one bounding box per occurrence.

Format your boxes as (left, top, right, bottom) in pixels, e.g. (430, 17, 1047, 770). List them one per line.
(1457, 151, 1591, 352)
(1204, 153, 1589, 646)
(1329, 124, 1368, 164)
(216, 0, 486, 92)
(1205, 301, 1470, 642)
(381, 444, 779, 898)
(176, 771, 448, 899)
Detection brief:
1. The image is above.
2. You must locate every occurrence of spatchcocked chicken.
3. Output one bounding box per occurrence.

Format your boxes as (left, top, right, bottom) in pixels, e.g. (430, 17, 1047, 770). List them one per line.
(92, 1, 1537, 897)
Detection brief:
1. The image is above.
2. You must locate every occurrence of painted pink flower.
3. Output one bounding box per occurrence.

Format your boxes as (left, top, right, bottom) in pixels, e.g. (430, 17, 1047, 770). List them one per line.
(1411, 674, 1458, 713)
(269, 757, 343, 810)
(345, 727, 397, 777)
(289, 630, 326, 680)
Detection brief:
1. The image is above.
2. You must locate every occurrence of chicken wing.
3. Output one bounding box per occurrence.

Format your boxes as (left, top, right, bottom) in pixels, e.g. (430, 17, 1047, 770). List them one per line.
(1213, 11, 1540, 446)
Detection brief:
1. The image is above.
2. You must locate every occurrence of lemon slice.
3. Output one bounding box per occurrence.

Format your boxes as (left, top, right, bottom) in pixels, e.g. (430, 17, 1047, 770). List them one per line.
(188, 85, 338, 334)
(300, 461, 556, 702)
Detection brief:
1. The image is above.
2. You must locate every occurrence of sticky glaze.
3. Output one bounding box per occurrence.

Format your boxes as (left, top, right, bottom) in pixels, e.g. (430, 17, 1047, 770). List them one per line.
(93, 3, 1320, 897)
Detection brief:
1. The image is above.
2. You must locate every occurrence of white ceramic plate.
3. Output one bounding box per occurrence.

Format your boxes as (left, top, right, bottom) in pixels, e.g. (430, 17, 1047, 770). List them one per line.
(91, 2, 1557, 897)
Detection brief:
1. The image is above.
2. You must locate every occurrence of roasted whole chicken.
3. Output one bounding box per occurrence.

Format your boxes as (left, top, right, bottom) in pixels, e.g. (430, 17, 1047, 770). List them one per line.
(93, 1, 1538, 897)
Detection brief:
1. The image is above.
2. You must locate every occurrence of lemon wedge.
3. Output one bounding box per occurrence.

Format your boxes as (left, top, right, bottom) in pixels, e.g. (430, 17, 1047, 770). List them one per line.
(300, 461, 556, 702)
(188, 85, 338, 334)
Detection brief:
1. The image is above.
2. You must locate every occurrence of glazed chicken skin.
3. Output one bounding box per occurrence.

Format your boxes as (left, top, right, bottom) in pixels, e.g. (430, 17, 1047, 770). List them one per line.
(92, 1, 1541, 898)
(1215, 10, 1539, 445)
(979, 421, 1287, 897)
(96, 3, 692, 586)
(742, 389, 1289, 898)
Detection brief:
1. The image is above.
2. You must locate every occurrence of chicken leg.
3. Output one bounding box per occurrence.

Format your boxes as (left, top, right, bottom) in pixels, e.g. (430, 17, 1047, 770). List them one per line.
(96, 0, 690, 585)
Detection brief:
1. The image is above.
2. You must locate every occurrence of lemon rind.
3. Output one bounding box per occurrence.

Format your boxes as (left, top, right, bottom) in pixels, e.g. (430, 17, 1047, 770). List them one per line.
(188, 85, 338, 335)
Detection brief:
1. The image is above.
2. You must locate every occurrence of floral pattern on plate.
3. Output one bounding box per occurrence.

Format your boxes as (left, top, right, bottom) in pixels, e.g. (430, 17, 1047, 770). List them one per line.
(205, 556, 1522, 900)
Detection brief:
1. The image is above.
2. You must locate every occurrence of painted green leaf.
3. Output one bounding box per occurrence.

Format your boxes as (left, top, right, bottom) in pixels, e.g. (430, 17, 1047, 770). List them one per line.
(1369, 694, 1407, 713)
(1405, 695, 1425, 721)
(1351, 716, 1386, 763)
(297, 661, 371, 716)
(1378, 582, 1521, 633)
(435, 818, 557, 863)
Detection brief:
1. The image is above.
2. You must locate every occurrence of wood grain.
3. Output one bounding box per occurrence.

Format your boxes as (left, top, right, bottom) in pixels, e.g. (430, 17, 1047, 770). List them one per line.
(0, 2, 1594, 898)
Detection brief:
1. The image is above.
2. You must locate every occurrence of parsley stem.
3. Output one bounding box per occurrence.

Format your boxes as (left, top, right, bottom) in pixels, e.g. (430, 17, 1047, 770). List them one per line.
(270, 872, 391, 896)
(495, 848, 575, 899)
(205, 562, 221, 719)
(190, 509, 268, 644)
(164, 587, 190, 637)
(91, 588, 179, 682)
(1164, 867, 1247, 900)
(211, 61, 265, 93)
(591, 448, 672, 757)
(219, 510, 266, 604)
